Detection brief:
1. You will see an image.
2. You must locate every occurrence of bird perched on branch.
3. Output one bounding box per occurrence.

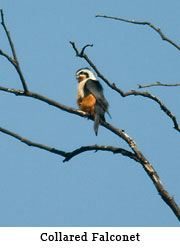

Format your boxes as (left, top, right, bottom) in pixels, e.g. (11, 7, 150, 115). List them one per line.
(76, 68, 110, 135)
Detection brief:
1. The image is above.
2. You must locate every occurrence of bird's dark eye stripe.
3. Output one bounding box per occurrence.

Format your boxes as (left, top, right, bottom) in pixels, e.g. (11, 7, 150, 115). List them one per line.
(78, 71, 89, 78)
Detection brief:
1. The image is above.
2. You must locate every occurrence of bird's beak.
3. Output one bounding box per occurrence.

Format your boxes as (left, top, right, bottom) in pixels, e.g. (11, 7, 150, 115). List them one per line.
(77, 76, 84, 82)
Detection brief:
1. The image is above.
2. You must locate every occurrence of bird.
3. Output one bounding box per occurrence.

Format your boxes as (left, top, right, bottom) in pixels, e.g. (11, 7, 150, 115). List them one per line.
(76, 68, 110, 135)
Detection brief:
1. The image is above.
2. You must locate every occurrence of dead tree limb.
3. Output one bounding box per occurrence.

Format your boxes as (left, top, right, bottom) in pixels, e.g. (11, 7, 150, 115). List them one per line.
(0, 125, 137, 163)
(95, 14, 180, 51)
(0, 9, 28, 92)
(138, 82, 180, 89)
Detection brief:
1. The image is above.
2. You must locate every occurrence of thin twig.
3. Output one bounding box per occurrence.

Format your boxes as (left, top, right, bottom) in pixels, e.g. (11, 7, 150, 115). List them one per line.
(138, 82, 180, 89)
(95, 14, 180, 51)
(0, 49, 17, 66)
(0, 9, 17, 60)
(80, 43, 93, 56)
(0, 9, 29, 92)
(70, 42, 180, 132)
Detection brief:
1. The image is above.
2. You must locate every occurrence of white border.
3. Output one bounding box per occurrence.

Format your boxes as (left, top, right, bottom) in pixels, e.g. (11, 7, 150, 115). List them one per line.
(0, 227, 179, 252)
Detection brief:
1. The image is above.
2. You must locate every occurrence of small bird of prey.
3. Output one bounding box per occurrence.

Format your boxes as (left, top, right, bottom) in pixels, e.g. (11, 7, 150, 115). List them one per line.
(76, 68, 110, 135)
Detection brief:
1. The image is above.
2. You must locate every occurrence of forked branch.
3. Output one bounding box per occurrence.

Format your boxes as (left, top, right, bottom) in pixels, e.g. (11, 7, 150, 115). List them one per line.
(0, 9, 28, 92)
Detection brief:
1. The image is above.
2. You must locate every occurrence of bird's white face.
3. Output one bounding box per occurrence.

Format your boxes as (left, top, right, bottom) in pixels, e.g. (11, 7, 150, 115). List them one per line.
(76, 69, 97, 83)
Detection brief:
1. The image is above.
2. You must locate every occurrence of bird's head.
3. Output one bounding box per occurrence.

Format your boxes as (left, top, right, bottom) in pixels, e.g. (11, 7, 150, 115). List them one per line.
(76, 68, 97, 83)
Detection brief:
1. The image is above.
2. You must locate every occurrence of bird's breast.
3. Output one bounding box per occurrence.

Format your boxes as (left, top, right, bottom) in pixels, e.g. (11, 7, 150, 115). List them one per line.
(77, 80, 87, 98)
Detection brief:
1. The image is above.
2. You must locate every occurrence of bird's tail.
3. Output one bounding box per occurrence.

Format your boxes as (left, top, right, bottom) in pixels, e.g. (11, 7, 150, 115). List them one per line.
(94, 101, 110, 135)
(94, 113, 100, 136)
(94, 112, 105, 136)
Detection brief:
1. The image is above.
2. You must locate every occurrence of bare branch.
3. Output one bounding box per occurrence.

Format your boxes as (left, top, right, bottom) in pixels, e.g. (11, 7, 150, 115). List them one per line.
(95, 14, 180, 51)
(0, 49, 17, 66)
(0, 9, 28, 92)
(127, 90, 180, 132)
(0, 125, 136, 163)
(0, 86, 87, 118)
(70, 42, 180, 132)
(0, 9, 17, 60)
(63, 145, 138, 162)
(80, 43, 94, 56)
(138, 82, 180, 89)
(0, 126, 67, 157)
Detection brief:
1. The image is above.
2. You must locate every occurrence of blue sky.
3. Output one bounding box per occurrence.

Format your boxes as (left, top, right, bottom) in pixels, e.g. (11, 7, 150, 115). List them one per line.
(0, 0, 180, 226)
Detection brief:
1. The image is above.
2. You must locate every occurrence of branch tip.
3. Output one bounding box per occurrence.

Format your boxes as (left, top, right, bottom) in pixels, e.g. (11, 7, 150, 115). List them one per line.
(70, 41, 93, 57)
(80, 43, 93, 56)
(0, 8, 4, 18)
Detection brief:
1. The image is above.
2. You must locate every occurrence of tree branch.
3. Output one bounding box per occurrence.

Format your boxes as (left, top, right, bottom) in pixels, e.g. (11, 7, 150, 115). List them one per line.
(63, 145, 138, 162)
(70, 41, 180, 132)
(0, 86, 88, 118)
(0, 9, 17, 60)
(95, 14, 180, 51)
(0, 125, 136, 163)
(138, 82, 180, 89)
(0, 126, 67, 157)
(0, 49, 17, 66)
(0, 9, 28, 92)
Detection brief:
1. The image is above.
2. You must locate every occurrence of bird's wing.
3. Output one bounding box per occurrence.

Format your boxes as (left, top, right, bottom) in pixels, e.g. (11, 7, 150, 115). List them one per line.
(84, 79, 109, 112)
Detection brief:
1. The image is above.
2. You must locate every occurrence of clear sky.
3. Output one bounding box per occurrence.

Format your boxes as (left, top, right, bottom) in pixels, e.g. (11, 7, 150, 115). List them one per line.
(0, 0, 180, 226)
